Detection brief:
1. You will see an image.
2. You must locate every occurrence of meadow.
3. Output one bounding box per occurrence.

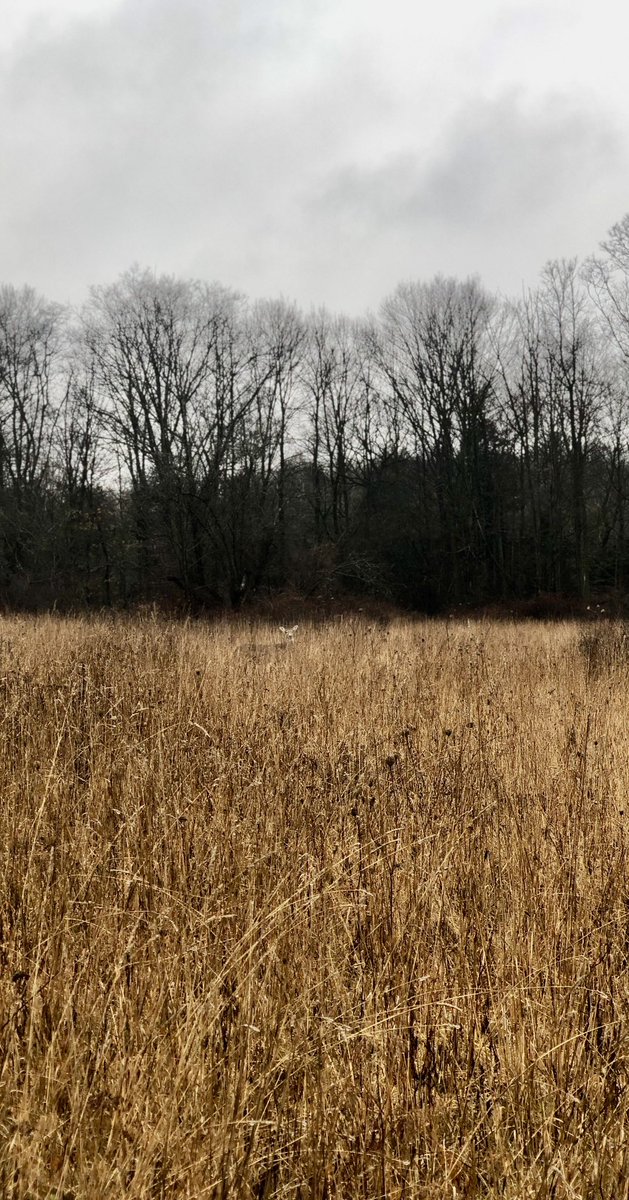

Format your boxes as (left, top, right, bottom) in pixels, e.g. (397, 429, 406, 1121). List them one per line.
(0, 612, 628, 1198)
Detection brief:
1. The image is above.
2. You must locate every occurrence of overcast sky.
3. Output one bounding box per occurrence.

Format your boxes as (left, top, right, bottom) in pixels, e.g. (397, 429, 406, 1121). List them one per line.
(1, 0, 628, 314)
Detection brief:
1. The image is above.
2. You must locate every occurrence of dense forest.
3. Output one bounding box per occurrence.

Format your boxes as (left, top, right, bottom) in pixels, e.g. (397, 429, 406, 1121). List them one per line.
(3, 215, 629, 614)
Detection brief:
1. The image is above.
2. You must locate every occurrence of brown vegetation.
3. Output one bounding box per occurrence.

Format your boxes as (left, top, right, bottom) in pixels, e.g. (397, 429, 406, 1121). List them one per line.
(1, 614, 628, 1198)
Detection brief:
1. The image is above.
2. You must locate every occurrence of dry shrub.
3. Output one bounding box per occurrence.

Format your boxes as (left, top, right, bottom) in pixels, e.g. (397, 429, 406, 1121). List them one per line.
(0, 614, 628, 1198)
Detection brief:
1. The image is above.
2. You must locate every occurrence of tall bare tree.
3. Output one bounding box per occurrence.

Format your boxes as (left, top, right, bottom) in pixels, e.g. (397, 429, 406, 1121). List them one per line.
(377, 276, 499, 602)
(0, 285, 63, 596)
(540, 259, 607, 599)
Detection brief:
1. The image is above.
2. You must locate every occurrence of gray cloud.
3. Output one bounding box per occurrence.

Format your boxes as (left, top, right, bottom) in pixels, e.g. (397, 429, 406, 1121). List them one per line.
(310, 94, 628, 304)
(0, 0, 382, 302)
(414, 96, 620, 224)
(0, 2, 628, 315)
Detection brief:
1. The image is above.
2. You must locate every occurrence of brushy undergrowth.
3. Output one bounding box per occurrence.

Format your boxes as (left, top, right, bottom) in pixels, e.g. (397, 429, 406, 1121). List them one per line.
(1, 613, 628, 1199)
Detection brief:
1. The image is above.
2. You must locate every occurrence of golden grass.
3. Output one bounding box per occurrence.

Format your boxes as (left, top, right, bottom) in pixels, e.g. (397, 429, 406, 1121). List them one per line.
(1, 613, 628, 1198)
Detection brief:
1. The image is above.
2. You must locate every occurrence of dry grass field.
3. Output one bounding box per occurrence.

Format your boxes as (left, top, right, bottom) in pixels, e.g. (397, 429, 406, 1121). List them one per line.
(1, 613, 629, 1198)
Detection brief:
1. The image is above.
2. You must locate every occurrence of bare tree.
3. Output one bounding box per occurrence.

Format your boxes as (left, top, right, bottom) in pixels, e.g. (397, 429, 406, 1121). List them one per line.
(377, 276, 499, 601)
(83, 270, 306, 607)
(491, 290, 555, 591)
(302, 311, 362, 542)
(83, 269, 239, 601)
(0, 285, 62, 493)
(584, 214, 629, 364)
(540, 259, 607, 599)
(54, 346, 115, 604)
(0, 285, 64, 595)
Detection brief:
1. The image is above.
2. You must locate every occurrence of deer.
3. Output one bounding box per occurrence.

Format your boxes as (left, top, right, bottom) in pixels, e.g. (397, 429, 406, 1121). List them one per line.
(239, 624, 299, 659)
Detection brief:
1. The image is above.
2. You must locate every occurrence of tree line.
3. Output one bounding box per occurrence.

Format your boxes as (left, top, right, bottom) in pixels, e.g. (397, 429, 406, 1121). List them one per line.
(3, 215, 629, 614)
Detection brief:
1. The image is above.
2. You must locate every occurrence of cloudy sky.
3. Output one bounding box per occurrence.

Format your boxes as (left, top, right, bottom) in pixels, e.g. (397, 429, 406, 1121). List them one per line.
(1, 0, 628, 313)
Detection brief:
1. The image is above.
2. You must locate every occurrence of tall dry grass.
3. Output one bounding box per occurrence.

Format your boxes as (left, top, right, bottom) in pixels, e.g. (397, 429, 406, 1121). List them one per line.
(0, 613, 628, 1198)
